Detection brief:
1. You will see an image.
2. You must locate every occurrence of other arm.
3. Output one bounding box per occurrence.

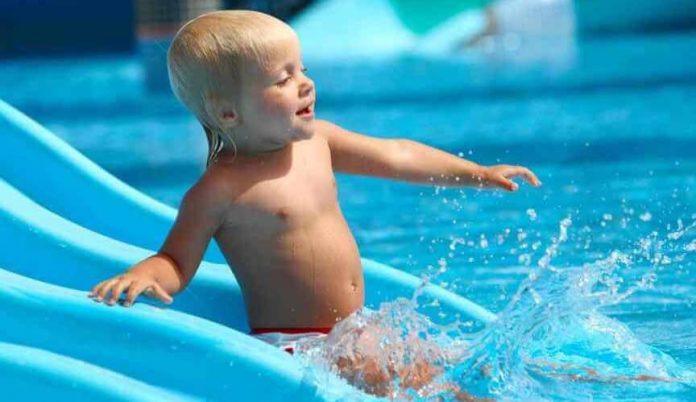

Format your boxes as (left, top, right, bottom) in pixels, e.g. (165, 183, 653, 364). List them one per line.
(317, 120, 541, 191)
(89, 178, 229, 306)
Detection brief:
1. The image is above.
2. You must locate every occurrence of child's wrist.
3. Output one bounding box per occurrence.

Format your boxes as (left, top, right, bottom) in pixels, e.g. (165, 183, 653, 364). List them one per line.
(470, 165, 489, 184)
(153, 252, 186, 291)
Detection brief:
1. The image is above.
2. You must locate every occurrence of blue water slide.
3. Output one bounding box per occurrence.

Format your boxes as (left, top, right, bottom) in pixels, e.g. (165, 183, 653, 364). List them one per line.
(0, 179, 375, 400)
(0, 267, 356, 401)
(0, 99, 495, 399)
(0, 342, 194, 402)
(0, 99, 225, 264)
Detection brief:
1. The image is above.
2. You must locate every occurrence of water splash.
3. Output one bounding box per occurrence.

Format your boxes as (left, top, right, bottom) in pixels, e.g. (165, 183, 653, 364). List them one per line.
(294, 217, 696, 401)
(454, 249, 691, 400)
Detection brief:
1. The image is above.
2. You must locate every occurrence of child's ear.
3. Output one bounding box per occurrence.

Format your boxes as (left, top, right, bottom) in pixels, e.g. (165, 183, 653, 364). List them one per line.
(220, 109, 238, 127)
(207, 97, 239, 129)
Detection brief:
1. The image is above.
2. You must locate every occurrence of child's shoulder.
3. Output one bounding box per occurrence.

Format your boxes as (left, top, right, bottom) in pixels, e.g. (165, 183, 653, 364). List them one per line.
(314, 118, 340, 137)
(181, 165, 241, 210)
(313, 119, 359, 144)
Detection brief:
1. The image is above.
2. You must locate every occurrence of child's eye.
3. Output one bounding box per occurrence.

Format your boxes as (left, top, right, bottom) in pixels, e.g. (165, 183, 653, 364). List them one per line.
(276, 76, 291, 86)
(301, 67, 308, 74)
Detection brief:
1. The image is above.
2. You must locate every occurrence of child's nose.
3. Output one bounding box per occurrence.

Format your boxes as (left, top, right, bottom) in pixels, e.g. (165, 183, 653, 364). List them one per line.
(299, 77, 314, 97)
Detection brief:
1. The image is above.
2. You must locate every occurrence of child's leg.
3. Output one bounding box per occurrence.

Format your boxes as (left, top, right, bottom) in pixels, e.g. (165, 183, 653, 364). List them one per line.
(334, 354, 389, 396)
(333, 330, 490, 401)
(397, 358, 495, 402)
(531, 360, 673, 383)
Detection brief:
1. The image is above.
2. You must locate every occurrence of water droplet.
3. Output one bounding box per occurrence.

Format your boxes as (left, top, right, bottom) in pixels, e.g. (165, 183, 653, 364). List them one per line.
(479, 235, 489, 248)
(526, 209, 537, 221)
(437, 258, 448, 274)
(518, 254, 532, 266)
(497, 234, 505, 245)
(685, 240, 696, 252)
(528, 287, 542, 304)
(517, 231, 528, 242)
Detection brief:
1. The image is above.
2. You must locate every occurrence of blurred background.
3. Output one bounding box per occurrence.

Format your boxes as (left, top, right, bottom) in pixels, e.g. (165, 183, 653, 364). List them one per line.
(1, 0, 695, 357)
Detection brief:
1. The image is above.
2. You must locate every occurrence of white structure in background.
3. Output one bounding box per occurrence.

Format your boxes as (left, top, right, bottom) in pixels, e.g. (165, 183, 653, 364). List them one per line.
(292, 0, 417, 61)
(494, 0, 576, 36)
(294, 0, 576, 67)
(416, 11, 487, 55)
(483, 0, 577, 67)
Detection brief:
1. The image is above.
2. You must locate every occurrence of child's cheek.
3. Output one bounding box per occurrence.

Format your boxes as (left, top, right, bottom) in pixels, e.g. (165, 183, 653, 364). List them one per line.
(262, 91, 295, 117)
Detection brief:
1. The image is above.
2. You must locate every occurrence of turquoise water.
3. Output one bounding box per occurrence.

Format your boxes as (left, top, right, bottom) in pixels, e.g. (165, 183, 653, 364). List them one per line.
(1, 32, 695, 400)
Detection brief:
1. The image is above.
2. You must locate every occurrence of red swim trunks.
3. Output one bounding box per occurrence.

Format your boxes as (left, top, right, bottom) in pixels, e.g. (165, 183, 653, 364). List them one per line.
(250, 327, 332, 355)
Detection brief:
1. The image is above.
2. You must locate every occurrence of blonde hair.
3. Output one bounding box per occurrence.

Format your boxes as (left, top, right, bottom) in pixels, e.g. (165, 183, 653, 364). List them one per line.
(167, 10, 296, 166)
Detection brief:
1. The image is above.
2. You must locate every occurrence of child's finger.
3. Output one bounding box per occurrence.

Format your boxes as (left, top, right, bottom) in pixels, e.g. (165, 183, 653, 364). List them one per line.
(123, 282, 149, 307)
(496, 176, 518, 191)
(94, 279, 118, 302)
(107, 278, 133, 305)
(88, 281, 107, 298)
(150, 283, 174, 304)
(519, 167, 542, 186)
(505, 167, 541, 187)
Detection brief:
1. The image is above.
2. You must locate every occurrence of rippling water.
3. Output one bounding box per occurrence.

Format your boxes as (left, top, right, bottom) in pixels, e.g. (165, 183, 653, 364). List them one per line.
(1, 31, 694, 400)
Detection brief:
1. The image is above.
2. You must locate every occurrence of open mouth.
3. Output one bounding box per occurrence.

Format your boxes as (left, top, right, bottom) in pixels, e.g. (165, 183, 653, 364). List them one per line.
(295, 103, 314, 117)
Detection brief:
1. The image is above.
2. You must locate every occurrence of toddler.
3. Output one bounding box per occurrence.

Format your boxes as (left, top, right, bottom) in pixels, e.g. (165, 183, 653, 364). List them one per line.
(89, 10, 540, 399)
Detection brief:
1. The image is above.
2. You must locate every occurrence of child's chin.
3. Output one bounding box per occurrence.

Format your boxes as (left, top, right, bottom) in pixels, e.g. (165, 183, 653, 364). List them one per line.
(293, 125, 315, 140)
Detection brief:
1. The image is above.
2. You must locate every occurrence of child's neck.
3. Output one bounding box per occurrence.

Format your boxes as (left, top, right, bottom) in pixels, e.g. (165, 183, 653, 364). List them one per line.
(228, 130, 293, 156)
(217, 141, 292, 163)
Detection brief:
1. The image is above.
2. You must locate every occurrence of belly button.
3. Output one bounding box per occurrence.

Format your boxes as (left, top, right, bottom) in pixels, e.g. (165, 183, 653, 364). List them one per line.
(351, 282, 357, 291)
(276, 208, 288, 219)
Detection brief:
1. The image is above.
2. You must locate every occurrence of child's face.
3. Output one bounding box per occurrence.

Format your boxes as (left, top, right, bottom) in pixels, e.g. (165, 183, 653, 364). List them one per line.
(236, 33, 315, 152)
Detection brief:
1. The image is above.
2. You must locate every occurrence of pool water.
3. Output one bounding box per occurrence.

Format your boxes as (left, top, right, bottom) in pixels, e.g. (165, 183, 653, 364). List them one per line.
(1, 31, 695, 400)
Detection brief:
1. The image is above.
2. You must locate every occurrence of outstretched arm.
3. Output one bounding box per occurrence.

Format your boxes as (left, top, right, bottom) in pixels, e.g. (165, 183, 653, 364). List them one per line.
(317, 120, 541, 191)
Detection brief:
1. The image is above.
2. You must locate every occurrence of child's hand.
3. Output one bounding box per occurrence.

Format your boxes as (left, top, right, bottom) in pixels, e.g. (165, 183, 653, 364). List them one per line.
(88, 272, 173, 307)
(478, 165, 542, 191)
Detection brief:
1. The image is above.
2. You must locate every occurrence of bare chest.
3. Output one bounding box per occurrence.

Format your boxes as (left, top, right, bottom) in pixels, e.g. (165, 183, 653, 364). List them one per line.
(229, 139, 337, 227)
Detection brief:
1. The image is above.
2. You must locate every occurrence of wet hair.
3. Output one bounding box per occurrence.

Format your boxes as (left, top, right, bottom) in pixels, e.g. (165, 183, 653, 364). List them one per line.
(167, 10, 296, 166)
